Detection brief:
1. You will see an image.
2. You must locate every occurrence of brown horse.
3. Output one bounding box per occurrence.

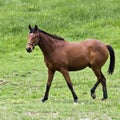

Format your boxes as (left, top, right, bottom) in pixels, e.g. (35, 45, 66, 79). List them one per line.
(26, 25, 115, 102)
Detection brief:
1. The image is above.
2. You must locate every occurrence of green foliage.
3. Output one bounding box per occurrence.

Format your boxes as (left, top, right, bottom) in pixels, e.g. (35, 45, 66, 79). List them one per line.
(0, 0, 120, 119)
(0, 0, 120, 53)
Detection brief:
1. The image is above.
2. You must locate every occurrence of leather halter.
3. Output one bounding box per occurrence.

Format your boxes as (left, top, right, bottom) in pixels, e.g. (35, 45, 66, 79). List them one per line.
(27, 34, 41, 47)
(27, 42, 36, 47)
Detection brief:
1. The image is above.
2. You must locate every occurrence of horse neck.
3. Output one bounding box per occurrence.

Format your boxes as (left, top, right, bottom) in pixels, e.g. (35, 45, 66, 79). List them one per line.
(38, 32, 57, 56)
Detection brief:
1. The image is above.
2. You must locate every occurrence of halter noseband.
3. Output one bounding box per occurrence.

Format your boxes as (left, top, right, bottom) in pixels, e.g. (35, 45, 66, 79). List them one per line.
(27, 42, 36, 47)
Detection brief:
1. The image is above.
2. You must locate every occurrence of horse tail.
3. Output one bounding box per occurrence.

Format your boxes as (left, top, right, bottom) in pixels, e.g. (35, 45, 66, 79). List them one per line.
(106, 45, 115, 74)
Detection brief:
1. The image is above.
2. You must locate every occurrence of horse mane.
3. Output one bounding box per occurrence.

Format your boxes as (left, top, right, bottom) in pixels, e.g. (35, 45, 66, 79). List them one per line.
(39, 29, 64, 41)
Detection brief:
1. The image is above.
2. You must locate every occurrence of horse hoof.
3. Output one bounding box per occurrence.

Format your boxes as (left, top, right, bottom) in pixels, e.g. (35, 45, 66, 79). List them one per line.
(74, 99, 78, 103)
(91, 93, 96, 99)
(101, 97, 107, 101)
(74, 101, 78, 105)
(41, 99, 45, 103)
(41, 98, 48, 103)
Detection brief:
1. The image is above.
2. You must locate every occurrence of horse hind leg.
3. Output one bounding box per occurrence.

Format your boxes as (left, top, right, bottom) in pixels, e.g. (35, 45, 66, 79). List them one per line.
(101, 72, 108, 100)
(90, 67, 100, 99)
(91, 67, 108, 100)
(91, 80, 100, 99)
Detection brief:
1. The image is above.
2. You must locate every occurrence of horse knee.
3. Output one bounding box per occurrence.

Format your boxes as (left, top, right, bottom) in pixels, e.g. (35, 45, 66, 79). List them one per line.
(67, 82, 73, 90)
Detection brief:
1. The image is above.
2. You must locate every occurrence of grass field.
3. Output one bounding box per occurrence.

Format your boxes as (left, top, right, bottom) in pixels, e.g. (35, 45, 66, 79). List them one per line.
(0, 0, 120, 119)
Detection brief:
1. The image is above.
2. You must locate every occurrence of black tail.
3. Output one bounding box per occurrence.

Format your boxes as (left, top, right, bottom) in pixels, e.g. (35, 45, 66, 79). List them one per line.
(106, 45, 115, 74)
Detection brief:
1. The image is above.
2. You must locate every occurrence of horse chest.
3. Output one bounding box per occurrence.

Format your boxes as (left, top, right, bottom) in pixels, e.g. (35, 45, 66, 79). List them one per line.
(44, 55, 68, 71)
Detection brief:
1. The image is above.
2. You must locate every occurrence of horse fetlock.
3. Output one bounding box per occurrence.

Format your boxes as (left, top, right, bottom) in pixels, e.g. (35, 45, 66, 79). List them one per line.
(101, 94, 108, 101)
(91, 89, 96, 99)
(41, 97, 48, 102)
(74, 97, 78, 103)
(91, 93, 96, 99)
(101, 97, 107, 101)
(73, 94, 78, 102)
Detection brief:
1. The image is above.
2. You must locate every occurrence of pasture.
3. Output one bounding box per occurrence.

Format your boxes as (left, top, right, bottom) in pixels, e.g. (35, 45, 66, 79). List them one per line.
(0, 0, 120, 119)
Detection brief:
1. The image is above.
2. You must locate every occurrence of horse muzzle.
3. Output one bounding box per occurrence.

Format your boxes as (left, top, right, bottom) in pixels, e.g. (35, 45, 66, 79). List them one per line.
(26, 47, 33, 53)
(26, 42, 35, 53)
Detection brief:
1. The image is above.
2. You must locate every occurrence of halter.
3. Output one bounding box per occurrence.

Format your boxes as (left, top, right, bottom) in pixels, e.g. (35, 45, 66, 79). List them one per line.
(27, 37, 40, 47)
(27, 42, 36, 47)
(27, 34, 41, 48)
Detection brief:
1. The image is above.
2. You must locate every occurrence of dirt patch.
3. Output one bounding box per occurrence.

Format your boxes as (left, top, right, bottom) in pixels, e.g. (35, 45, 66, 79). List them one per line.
(0, 79, 8, 85)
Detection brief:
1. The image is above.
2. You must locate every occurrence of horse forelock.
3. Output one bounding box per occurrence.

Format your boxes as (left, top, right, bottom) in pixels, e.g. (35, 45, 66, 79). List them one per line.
(29, 29, 34, 34)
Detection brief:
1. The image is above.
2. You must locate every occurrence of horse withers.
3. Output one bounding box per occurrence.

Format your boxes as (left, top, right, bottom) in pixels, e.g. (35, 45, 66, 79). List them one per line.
(26, 25, 115, 102)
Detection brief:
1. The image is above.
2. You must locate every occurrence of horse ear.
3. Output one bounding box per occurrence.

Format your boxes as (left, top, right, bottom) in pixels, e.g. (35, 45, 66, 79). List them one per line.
(29, 24, 32, 30)
(35, 25, 38, 31)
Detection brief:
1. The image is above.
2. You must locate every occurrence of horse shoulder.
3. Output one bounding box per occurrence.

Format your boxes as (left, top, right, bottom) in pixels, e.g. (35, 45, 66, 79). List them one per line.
(44, 57, 56, 71)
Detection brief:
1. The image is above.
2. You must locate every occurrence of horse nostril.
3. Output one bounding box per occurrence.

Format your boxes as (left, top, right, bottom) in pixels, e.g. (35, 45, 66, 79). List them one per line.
(26, 48, 32, 53)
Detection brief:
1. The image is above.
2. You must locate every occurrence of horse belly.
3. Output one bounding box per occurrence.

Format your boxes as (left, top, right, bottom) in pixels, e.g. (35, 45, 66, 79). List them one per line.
(68, 55, 89, 71)
(63, 44, 89, 71)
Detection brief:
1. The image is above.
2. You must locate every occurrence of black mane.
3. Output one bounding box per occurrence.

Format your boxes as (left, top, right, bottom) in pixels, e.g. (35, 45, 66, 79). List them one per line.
(29, 25, 64, 41)
(39, 29, 64, 41)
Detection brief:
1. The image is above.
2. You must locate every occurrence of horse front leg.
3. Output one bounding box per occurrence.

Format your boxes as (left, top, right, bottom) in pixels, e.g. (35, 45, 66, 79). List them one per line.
(60, 68, 78, 103)
(41, 69, 55, 102)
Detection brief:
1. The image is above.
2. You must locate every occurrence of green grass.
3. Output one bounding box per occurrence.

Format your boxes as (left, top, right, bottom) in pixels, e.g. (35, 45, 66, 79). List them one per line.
(1, 51, 120, 120)
(0, 0, 120, 119)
